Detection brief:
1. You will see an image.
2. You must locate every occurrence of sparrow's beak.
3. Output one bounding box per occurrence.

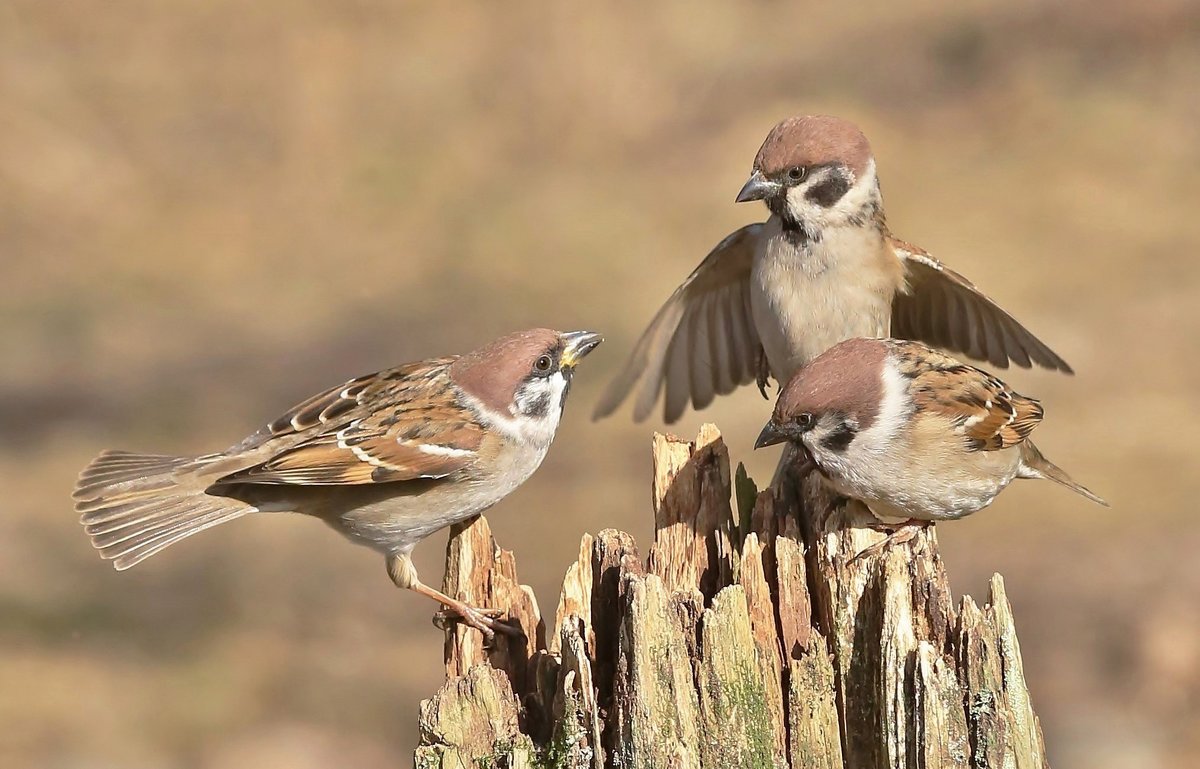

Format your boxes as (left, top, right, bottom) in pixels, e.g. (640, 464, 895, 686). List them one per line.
(754, 420, 788, 449)
(736, 170, 783, 203)
(560, 331, 603, 370)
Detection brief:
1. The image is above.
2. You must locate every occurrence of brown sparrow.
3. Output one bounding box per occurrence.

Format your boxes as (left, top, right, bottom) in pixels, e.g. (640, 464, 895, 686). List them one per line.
(754, 337, 1105, 532)
(594, 115, 1072, 423)
(74, 328, 602, 637)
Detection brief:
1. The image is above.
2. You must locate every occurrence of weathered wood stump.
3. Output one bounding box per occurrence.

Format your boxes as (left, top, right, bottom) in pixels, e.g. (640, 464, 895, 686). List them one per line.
(414, 424, 1048, 768)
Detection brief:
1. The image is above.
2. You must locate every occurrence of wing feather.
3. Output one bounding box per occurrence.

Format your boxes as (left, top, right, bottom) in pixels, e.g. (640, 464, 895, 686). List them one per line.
(663, 307, 693, 424)
(689, 294, 717, 410)
(219, 361, 482, 486)
(709, 286, 736, 395)
(593, 223, 766, 423)
(891, 238, 1073, 374)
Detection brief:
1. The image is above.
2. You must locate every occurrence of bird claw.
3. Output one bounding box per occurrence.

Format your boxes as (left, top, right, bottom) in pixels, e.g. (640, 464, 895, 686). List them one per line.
(755, 350, 774, 399)
(849, 521, 926, 565)
(433, 605, 524, 642)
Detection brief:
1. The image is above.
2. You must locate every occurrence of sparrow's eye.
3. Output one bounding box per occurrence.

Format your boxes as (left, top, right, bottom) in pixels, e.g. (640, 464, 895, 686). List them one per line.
(787, 166, 807, 182)
(796, 412, 815, 430)
(533, 354, 555, 375)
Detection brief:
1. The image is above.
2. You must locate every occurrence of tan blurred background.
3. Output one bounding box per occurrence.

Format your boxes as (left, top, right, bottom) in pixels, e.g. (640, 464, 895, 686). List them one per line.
(3, 1, 1199, 767)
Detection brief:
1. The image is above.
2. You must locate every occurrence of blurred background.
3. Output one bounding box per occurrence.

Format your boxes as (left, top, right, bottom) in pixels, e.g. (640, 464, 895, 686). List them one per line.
(3, 1, 1199, 767)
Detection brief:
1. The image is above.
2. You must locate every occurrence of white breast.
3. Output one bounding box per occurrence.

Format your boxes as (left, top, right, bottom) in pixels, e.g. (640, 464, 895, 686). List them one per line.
(750, 217, 898, 381)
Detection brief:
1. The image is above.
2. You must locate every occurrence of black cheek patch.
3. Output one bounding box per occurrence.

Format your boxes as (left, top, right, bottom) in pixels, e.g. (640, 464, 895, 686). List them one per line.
(820, 424, 857, 453)
(805, 173, 851, 208)
(524, 391, 551, 419)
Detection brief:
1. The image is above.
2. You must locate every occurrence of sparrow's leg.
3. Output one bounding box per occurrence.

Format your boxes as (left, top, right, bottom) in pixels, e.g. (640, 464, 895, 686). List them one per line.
(850, 519, 929, 564)
(755, 348, 774, 399)
(414, 583, 522, 640)
(386, 553, 521, 639)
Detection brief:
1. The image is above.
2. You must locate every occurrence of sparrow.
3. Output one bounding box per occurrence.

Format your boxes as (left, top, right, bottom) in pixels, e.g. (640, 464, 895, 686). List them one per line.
(74, 328, 603, 638)
(594, 115, 1072, 424)
(753, 338, 1106, 538)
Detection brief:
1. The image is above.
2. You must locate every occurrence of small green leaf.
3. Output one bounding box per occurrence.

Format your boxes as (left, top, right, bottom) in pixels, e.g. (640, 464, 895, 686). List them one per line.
(733, 462, 758, 547)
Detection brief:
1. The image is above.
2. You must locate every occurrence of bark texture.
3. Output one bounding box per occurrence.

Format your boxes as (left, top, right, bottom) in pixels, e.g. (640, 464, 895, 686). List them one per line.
(414, 425, 1049, 768)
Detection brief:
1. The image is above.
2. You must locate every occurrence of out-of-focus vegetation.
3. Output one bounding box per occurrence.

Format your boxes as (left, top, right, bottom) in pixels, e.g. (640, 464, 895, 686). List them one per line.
(2, 1, 1198, 767)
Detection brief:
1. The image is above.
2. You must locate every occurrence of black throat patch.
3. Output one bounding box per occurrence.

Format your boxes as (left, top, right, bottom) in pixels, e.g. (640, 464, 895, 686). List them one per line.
(768, 195, 820, 247)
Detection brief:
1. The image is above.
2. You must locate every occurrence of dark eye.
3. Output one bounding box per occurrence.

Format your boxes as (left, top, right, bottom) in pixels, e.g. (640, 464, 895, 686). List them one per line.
(533, 354, 554, 374)
(787, 166, 807, 182)
(796, 412, 815, 429)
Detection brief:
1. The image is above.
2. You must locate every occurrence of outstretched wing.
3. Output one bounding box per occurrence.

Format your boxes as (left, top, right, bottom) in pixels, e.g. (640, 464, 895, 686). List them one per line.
(890, 237, 1073, 373)
(593, 224, 765, 423)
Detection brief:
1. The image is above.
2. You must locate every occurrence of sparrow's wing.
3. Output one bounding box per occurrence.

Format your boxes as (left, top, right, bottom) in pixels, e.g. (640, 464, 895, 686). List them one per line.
(593, 223, 765, 423)
(896, 343, 1045, 451)
(890, 238, 1073, 373)
(218, 359, 483, 485)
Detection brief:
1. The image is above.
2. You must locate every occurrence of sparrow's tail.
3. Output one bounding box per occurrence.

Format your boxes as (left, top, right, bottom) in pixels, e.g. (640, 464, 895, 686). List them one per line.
(73, 450, 255, 570)
(1018, 442, 1108, 507)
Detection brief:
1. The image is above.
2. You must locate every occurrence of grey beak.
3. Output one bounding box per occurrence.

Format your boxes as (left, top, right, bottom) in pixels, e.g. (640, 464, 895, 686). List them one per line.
(754, 421, 787, 449)
(736, 170, 782, 203)
(560, 331, 603, 369)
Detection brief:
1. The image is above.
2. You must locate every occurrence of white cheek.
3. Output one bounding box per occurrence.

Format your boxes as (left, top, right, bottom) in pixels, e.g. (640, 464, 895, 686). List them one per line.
(549, 371, 569, 410)
(498, 371, 569, 447)
(785, 159, 878, 227)
(784, 185, 821, 223)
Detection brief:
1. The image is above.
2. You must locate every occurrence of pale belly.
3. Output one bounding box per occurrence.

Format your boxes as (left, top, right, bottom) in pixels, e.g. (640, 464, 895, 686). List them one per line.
(233, 443, 550, 556)
(817, 437, 1024, 522)
(750, 222, 898, 381)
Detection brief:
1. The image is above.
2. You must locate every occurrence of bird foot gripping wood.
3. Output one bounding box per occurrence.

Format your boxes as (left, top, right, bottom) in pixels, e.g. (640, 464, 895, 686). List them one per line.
(439, 515, 545, 687)
(412, 580, 523, 642)
(849, 518, 929, 564)
(388, 549, 525, 643)
(432, 604, 522, 643)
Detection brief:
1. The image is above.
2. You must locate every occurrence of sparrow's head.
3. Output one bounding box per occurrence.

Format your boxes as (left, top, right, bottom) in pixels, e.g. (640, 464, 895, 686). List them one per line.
(450, 328, 603, 446)
(755, 338, 893, 461)
(737, 115, 879, 233)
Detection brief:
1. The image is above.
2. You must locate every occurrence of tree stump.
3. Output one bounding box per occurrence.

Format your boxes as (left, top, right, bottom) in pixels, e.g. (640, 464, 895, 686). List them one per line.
(414, 424, 1049, 768)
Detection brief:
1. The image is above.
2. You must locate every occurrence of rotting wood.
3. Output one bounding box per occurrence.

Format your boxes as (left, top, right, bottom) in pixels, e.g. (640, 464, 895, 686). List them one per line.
(415, 425, 1051, 768)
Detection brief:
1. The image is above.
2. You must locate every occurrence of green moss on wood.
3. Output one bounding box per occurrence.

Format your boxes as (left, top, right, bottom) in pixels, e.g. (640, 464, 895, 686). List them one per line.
(698, 586, 779, 767)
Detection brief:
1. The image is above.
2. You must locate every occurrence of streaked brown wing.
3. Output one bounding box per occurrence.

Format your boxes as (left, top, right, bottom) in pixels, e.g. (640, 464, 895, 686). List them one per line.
(889, 237, 1073, 374)
(592, 223, 765, 423)
(220, 359, 482, 485)
(897, 342, 1045, 451)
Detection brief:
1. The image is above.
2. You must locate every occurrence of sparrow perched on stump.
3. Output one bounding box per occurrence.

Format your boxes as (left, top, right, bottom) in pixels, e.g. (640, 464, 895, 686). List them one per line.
(75, 328, 602, 638)
(755, 337, 1105, 557)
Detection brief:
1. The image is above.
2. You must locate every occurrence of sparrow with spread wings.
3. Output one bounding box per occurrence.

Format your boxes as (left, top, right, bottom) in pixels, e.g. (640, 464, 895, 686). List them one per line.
(594, 115, 1071, 424)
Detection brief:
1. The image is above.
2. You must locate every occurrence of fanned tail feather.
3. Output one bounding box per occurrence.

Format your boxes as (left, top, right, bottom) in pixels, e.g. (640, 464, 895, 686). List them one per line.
(74, 450, 255, 569)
